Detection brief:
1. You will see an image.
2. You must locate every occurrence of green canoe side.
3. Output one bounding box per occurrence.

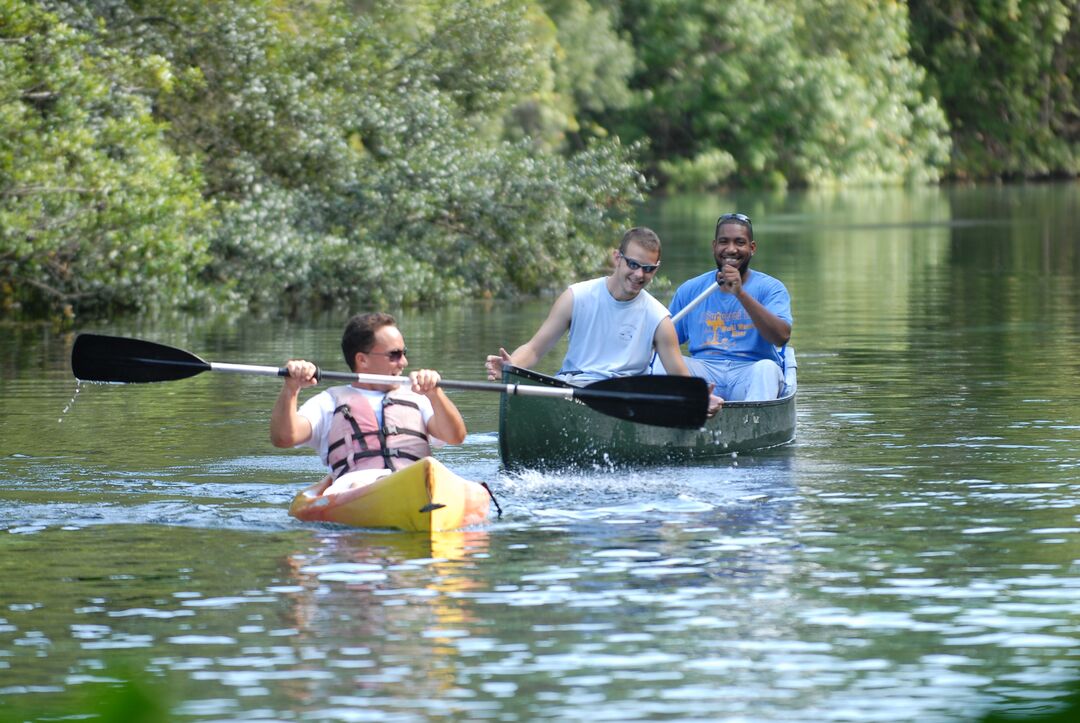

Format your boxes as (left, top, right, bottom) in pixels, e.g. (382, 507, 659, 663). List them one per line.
(498, 366, 796, 470)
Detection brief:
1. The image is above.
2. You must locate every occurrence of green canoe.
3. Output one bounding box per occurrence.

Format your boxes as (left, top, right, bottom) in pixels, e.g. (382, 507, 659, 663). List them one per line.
(498, 355, 796, 470)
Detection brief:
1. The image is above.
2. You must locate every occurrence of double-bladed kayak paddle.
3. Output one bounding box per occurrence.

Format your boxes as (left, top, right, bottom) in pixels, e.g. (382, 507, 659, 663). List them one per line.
(71, 333, 709, 429)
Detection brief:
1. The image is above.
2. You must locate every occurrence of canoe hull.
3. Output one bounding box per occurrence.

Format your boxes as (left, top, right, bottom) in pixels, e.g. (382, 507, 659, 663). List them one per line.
(288, 457, 491, 532)
(498, 367, 795, 470)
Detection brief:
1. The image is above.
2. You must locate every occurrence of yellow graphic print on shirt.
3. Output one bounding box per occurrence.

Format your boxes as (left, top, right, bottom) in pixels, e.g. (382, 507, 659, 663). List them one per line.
(705, 311, 754, 350)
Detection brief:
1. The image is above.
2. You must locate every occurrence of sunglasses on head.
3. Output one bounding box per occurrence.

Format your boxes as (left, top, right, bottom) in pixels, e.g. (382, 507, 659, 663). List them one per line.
(368, 347, 408, 362)
(618, 253, 660, 274)
(715, 212, 753, 237)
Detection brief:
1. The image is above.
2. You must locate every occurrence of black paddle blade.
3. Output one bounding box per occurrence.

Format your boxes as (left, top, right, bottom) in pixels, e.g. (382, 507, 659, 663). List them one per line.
(574, 375, 709, 429)
(71, 333, 211, 383)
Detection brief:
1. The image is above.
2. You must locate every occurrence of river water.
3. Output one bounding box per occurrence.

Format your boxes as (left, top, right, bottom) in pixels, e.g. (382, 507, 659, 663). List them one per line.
(1, 185, 1078, 721)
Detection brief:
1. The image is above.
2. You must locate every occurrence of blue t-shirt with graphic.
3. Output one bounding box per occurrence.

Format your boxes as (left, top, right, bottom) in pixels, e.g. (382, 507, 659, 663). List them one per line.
(670, 269, 792, 365)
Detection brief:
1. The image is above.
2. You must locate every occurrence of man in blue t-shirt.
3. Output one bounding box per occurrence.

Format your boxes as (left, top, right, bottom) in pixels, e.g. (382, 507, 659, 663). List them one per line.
(668, 212, 792, 401)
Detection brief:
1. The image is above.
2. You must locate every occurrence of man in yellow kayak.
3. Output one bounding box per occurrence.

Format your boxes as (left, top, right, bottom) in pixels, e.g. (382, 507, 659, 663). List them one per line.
(271, 312, 467, 490)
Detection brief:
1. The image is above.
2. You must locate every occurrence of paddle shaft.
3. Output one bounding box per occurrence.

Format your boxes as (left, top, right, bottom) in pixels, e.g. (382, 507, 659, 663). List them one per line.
(212, 361, 512, 387)
(671, 276, 723, 324)
(71, 333, 708, 428)
(647, 276, 722, 371)
(206, 363, 688, 404)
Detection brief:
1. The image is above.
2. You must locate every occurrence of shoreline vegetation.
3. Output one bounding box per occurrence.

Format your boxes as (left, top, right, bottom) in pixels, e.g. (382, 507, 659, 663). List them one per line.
(3, 0, 1078, 321)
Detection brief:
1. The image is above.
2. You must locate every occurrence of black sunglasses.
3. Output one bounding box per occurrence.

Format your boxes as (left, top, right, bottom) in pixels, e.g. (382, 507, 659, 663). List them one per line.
(618, 253, 661, 274)
(715, 212, 753, 238)
(368, 347, 408, 362)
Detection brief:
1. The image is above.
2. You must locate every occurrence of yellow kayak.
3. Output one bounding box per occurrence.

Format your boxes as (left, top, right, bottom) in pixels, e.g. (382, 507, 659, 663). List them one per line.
(287, 457, 492, 532)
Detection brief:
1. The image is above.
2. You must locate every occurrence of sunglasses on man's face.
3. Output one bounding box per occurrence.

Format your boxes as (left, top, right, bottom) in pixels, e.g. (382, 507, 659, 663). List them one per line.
(368, 347, 408, 362)
(715, 212, 753, 237)
(619, 253, 660, 274)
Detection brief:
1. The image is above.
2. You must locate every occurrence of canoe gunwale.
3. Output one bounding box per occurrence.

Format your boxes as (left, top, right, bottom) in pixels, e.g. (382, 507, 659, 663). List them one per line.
(502, 364, 571, 386)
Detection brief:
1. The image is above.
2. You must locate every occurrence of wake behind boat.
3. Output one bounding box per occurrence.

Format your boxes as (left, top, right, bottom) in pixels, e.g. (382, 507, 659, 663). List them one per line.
(498, 353, 796, 470)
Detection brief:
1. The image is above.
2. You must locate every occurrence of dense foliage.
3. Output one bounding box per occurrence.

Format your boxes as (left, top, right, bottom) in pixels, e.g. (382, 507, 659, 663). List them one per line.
(2, 0, 1078, 320)
(909, 0, 1080, 179)
(0, 0, 213, 318)
(2, 0, 646, 318)
(598, 0, 952, 189)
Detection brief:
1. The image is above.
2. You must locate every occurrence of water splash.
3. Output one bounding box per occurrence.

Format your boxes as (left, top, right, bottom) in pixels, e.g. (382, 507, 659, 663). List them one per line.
(58, 381, 80, 423)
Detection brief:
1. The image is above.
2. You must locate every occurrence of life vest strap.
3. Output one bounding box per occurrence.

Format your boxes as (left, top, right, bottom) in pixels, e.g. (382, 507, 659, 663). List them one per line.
(383, 425, 427, 440)
(328, 403, 378, 460)
(326, 388, 431, 476)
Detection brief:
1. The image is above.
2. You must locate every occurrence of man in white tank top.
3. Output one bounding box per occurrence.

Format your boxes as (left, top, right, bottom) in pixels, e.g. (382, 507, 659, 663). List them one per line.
(485, 228, 719, 413)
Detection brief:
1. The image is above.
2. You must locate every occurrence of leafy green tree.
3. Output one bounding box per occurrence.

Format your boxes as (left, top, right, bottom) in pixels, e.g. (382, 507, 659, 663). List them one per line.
(170, 0, 643, 308)
(909, 0, 1080, 179)
(606, 0, 951, 188)
(0, 0, 212, 318)
(514, 0, 635, 148)
(5, 0, 644, 319)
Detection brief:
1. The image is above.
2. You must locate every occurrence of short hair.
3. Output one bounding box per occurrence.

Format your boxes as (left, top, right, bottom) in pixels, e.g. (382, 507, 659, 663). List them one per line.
(618, 226, 662, 257)
(714, 212, 753, 242)
(341, 312, 396, 370)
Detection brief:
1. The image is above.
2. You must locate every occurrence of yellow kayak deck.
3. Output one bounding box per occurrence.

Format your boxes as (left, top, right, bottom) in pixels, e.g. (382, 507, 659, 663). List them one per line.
(288, 457, 492, 532)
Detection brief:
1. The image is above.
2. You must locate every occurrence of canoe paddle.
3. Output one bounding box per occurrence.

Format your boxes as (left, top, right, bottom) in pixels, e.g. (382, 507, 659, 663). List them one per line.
(671, 275, 723, 324)
(647, 275, 723, 373)
(71, 333, 709, 429)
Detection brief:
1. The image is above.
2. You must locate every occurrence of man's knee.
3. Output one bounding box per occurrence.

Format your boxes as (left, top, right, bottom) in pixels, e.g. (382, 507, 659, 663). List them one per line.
(752, 359, 783, 380)
(746, 360, 783, 400)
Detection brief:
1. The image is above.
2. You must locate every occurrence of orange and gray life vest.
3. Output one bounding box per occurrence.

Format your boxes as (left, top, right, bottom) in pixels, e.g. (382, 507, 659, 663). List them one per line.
(325, 387, 431, 477)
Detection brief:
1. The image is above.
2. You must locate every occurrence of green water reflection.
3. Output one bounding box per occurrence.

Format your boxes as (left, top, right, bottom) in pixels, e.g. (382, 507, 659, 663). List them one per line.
(1, 184, 1078, 721)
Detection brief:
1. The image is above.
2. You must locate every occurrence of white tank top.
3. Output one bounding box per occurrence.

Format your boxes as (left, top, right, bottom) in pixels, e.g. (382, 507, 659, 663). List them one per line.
(558, 277, 669, 383)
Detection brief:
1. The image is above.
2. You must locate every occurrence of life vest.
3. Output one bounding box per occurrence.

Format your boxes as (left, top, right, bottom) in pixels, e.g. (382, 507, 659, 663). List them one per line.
(325, 387, 431, 477)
